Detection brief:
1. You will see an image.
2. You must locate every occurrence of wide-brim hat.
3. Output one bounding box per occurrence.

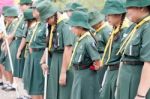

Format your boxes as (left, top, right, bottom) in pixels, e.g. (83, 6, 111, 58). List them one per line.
(67, 11, 93, 30)
(24, 8, 34, 20)
(126, 0, 150, 8)
(89, 10, 105, 26)
(101, 0, 126, 15)
(4, 6, 18, 17)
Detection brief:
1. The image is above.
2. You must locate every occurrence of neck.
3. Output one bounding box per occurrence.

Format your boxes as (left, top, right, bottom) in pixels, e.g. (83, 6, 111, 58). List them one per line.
(79, 30, 87, 37)
(94, 21, 104, 30)
(29, 20, 37, 28)
(114, 20, 122, 29)
(136, 12, 149, 23)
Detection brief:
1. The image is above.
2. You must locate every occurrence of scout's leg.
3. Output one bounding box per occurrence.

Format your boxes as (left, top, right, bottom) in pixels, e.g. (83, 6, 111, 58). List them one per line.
(0, 64, 4, 85)
(32, 95, 43, 99)
(4, 71, 16, 91)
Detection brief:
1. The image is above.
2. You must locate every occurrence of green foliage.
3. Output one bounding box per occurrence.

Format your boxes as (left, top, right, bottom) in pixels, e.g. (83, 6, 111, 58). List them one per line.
(53, 0, 105, 10)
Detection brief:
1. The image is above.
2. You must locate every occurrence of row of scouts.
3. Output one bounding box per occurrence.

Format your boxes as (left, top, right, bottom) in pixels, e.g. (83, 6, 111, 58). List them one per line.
(0, 0, 150, 99)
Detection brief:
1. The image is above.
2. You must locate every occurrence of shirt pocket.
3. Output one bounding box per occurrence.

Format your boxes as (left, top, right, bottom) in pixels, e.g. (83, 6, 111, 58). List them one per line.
(125, 38, 141, 57)
(73, 46, 85, 64)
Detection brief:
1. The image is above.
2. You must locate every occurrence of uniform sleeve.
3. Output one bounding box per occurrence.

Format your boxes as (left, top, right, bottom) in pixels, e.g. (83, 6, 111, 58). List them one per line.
(140, 24, 150, 61)
(85, 39, 100, 61)
(22, 25, 28, 38)
(62, 24, 76, 46)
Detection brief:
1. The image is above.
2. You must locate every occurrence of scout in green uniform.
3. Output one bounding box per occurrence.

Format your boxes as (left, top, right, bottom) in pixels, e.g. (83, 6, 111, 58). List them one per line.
(0, 6, 10, 89)
(24, 4, 47, 99)
(38, 1, 75, 99)
(116, 0, 150, 99)
(67, 11, 101, 99)
(17, 8, 35, 99)
(88, 10, 112, 95)
(15, 0, 32, 78)
(1, 6, 19, 91)
(99, 0, 129, 99)
(0, 7, 7, 87)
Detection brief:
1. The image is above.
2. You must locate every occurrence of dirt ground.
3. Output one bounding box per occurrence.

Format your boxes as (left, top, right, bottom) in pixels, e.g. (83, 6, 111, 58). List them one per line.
(0, 88, 17, 99)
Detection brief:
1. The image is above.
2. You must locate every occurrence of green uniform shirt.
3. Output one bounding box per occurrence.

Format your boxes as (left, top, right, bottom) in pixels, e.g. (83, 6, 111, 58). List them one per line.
(15, 16, 27, 38)
(72, 34, 100, 67)
(104, 27, 128, 65)
(122, 20, 150, 62)
(6, 19, 18, 35)
(29, 22, 47, 49)
(95, 26, 112, 57)
(50, 21, 75, 52)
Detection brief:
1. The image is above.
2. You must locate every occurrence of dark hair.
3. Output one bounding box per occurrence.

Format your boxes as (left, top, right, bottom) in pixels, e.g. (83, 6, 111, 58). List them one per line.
(53, 13, 58, 34)
(47, 13, 58, 47)
(146, 5, 150, 13)
(118, 13, 126, 33)
(20, 3, 32, 6)
(25, 19, 36, 36)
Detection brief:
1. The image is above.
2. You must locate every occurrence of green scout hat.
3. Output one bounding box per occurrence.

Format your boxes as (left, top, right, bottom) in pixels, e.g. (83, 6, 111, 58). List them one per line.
(67, 11, 92, 30)
(38, 2, 59, 21)
(2, 6, 10, 15)
(101, 0, 126, 15)
(24, 9, 34, 20)
(64, 2, 83, 11)
(4, 6, 18, 17)
(20, 0, 32, 4)
(32, 0, 42, 8)
(89, 10, 105, 26)
(126, 0, 150, 8)
(75, 6, 88, 12)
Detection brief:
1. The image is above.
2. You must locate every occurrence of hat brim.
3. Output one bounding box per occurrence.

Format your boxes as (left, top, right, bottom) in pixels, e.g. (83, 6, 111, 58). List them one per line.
(89, 16, 105, 26)
(67, 20, 93, 30)
(40, 8, 59, 21)
(101, 8, 126, 15)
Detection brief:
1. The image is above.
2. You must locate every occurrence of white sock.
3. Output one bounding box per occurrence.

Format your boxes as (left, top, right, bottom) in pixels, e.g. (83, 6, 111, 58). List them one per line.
(0, 79, 3, 82)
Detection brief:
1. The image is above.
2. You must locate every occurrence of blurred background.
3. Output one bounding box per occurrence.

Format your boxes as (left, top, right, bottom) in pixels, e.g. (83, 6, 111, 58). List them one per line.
(0, 0, 105, 12)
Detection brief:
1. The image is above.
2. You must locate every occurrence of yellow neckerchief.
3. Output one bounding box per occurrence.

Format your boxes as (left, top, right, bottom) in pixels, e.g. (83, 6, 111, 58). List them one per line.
(117, 15, 150, 55)
(68, 32, 91, 70)
(24, 21, 37, 58)
(101, 20, 129, 65)
(28, 21, 40, 46)
(48, 15, 66, 51)
(94, 23, 106, 36)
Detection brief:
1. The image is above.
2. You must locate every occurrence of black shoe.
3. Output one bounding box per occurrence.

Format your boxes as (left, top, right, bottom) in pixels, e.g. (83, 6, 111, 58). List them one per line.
(4, 85, 16, 91)
(0, 82, 3, 86)
(1, 83, 8, 90)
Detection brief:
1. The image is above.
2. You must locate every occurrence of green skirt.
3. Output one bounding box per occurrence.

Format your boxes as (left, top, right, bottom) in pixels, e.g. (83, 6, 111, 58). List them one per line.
(116, 63, 150, 99)
(47, 52, 73, 99)
(4, 40, 16, 72)
(4, 39, 25, 78)
(22, 49, 30, 90)
(99, 68, 118, 99)
(27, 49, 44, 95)
(14, 39, 25, 78)
(96, 66, 107, 90)
(71, 68, 98, 99)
